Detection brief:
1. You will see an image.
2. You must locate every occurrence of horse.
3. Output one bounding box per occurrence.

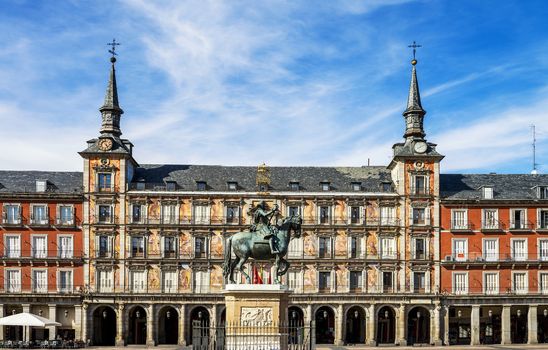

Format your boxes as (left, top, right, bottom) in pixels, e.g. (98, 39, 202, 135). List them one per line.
(222, 215, 302, 284)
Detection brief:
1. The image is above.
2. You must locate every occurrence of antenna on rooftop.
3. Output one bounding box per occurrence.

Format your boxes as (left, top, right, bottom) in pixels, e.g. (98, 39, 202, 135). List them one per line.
(531, 124, 539, 175)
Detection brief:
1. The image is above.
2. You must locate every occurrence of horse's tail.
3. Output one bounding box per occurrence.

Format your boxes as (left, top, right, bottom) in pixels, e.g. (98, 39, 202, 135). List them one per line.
(222, 236, 232, 278)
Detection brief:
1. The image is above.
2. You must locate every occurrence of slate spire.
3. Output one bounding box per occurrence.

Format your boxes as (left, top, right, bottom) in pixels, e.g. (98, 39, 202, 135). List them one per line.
(402, 58, 426, 140)
(99, 55, 124, 136)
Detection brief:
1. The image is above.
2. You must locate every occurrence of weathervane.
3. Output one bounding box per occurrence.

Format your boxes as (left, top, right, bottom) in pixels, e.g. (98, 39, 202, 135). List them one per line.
(107, 39, 121, 62)
(408, 40, 421, 65)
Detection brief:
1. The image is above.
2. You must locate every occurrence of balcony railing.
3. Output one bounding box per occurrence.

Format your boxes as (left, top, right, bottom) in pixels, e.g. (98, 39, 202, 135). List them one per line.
(410, 186, 430, 196)
(442, 286, 545, 296)
(90, 215, 118, 225)
(481, 220, 505, 231)
(451, 220, 475, 231)
(0, 283, 84, 294)
(0, 250, 84, 260)
(442, 252, 548, 263)
(509, 221, 535, 231)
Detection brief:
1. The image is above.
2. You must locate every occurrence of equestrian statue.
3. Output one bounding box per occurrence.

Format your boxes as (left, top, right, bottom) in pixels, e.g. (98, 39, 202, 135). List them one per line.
(222, 201, 302, 284)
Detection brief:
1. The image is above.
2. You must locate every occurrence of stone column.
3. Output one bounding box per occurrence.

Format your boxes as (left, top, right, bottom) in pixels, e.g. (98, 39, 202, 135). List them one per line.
(432, 305, 442, 345)
(81, 304, 88, 343)
(470, 305, 480, 345)
(501, 305, 511, 344)
(73, 305, 82, 341)
(367, 304, 376, 346)
(146, 304, 155, 346)
(0, 304, 4, 341)
(528, 305, 538, 344)
(115, 304, 125, 346)
(48, 305, 57, 340)
(335, 304, 344, 345)
(22, 304, 30, 341)
(305, 305, 312, 325)
(443, 306, 450, 345)
(178, 304, 186, 346)
(397, 305, 406, 346)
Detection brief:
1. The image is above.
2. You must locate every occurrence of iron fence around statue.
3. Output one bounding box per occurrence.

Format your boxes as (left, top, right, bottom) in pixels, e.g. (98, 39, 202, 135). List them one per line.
(192, 320, 315, 350)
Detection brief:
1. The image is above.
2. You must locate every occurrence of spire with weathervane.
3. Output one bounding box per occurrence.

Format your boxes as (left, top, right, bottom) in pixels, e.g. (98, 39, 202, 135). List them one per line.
(403, 41, 426, 141)
(99, 39, 124, 137)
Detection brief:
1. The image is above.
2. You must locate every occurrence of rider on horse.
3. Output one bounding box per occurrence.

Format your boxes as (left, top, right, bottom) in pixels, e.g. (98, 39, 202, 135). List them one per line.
(250, 201, 280, 254)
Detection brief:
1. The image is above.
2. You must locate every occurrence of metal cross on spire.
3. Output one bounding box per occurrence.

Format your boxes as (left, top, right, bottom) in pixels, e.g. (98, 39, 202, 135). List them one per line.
(408, 40, 422, 61)
(107, 39, 121, 58)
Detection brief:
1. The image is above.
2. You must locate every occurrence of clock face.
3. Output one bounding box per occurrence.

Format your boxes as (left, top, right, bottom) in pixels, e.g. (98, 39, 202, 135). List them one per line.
(98, 138, 113, 151)
(414, 141, 427, 154)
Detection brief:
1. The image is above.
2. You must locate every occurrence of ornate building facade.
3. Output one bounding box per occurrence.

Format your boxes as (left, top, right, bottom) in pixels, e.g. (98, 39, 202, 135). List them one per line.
(0, 52, 546, 347)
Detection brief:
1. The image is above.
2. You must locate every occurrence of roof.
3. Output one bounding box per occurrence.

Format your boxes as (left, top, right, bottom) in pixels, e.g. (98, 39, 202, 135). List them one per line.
(0, 171, 83, 194)
(440, 174, 548, 200)
(131, 164, 394, 193)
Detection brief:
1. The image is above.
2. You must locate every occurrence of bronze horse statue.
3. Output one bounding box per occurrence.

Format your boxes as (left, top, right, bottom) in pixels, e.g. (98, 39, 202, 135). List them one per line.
(222, 215, 302, 284)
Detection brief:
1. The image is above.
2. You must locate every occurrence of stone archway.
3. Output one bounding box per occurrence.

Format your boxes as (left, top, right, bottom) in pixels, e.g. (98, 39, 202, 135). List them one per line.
(511, 306, 527, 344)
(345, 306, 366, 344)
(288, 306, 305, 345)
(188, 306, 210, 345)
(407, 306, 430, 345)
(157, 306, 178, 344)
(315, 306, 335, 344)
(377, 306, 396, 344)
(92, 306, 116, 346)
(538, 306, 548, 343)
(127, 306, 147, 345)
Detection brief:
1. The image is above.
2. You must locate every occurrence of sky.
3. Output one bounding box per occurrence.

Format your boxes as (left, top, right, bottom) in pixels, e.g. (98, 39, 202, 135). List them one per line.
(0, 0, 547, 174)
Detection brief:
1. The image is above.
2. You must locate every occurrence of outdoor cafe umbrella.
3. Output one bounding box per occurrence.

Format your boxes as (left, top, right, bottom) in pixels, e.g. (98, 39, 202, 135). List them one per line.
(0, 312, 61, 341)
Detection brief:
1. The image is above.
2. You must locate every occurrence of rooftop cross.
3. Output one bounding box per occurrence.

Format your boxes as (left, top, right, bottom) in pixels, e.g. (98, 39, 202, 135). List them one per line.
(408, 40, 422, 64)
(107, 39, 121, 61)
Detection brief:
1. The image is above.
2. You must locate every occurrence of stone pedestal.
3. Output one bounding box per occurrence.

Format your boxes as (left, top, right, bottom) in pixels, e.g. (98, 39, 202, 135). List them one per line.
(223, 284, 291, 350)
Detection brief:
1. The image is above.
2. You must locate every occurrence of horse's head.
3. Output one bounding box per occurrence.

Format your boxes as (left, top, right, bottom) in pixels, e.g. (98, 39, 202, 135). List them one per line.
(284, 215, 302, 238)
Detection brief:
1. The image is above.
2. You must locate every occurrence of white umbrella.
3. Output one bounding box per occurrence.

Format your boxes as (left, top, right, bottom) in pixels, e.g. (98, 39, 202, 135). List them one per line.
(0, 312, 61, 341)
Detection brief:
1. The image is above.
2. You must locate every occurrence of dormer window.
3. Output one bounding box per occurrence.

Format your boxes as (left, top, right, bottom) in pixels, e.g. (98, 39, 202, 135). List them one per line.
(538, 186, 548, 199)
(351, 182, 361, 191)
(36, 180, 47, 192)
(227, 182, 238, 191)
(382, 182, 392, 192)
(258, 184, 269, 192)
(482, 186, 494, 199)
(289, 182, 300, 191)
(196, 181, 207, 191)
(136, 181, 145, 190)
(165, 181, 176, 191)
(321, 182, 330, 191)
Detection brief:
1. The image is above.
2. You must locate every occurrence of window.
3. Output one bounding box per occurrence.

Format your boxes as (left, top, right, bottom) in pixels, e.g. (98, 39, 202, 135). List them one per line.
(288, 236, 303, 258)
(452, 239, 468, 261)
(227, 182, 238, 191)
(482, 186, 494, 199)
(382, 182, 392, 192)
(194, 204, 210, 224)
(165, 181, 176, 191)
(540, 239, 548, 261)
(3, 204, 21, 224)
(97, 270, 113, 292)
(131, 204, 143, 223)
(36, 180, 47, 192)
(319, 206, 330, 224)
(413, 272, 426, 293)
(349, 206, 361, 224)
(484, 272, 498, 295)
(194, 236, 207, 258)
(539, 209, 548, 229)
(412, 175, 427, 195)
(162, 270, 177, 293)
(98, 205, 112, 223)
(58, 205, 73, 225)
(289, 182, 300, 191)
(320, 182, 330, 191)
(32, 236, 47, 258)
(58, 270, 73, 293)
(382, 271, 393, 293)
(538, 186, 548, 199)
(412, 238, 426, 260)
(287, 206, 300, 217)
(130, 270, 147, 293)
(511, 239, 527, 261)
(97, 236, 112, 258)
(351, 182, 361, 191)
(540, 273, 548, 294)
(482, 209, 499, 229)
(349, 236, 361, 258)
(135, 182, 145, 190)
(453, 272, 468, 295)
(5, 235, 21, 258)
(196, 181, 207, 191)
(412, 207, 427, 225)
(452, 209, 468, 229)
(163, 236, 177, 258)
(258, 183, 268, 192)
(380, 237, 396, 259)
(319, 237, 331, 258)
(194, 270, 209, 293)
(380, 206, 396, 225)
(97, 173, 112, 191)
(31, 205, 48, 225)
(58, 236, 73, 258)
(161, 204, 177, 224)
(32, 270, 47, 293)
(512, 272, 528, 294)
(287, 271, 302, 292)
(226, 205, 239, 224)
(5, 269, 21, 292)
(483, 239, 498, 262)
(511, 209, 526, 229)
(318, 271, 331, 292)
(131, 236, 145, 258)
(349, 271, 362, 292)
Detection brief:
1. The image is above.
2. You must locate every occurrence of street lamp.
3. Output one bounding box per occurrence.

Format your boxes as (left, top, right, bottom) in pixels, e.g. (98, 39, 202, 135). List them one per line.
(166, 310, 171, 319)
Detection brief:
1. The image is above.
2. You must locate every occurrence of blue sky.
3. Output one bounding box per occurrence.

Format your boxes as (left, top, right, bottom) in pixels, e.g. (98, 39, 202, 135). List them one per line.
(0, 0, 547, 173)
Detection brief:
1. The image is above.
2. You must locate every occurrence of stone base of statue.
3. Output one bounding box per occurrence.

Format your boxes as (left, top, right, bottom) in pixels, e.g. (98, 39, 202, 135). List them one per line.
(224, 284, 291, 350)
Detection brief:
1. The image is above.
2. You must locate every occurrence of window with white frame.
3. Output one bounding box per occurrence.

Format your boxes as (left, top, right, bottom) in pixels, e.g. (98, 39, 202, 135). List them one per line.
(3, 204, 21, 224)
(194, 270, 210, 293)
(452, 239, 468, 261)
(226, 205, 239, 224)
(288, 236, 303, 259)
(412, 175, 428, 195)
(539, 209, 548, 229)
(97, 235, 112, 258)
(97, 173, 112, 192)
(512, 272, 528, 294)
(194, 236, 208, 258)
(31, 205, 48, 225)
(131, 236, 146, 258)
(194, 204, 210, 224)
(540, 273, 548, 294)
(36, 180, 47, 192)
(382, 271, 394, 293)
(349, 236, 362, 258)
(161, 204, 177, 224)
(287, 270, 302, 292)
(380, 237, 396, 259)
(453, 272, 468, 295)
(482, 186, 494, 199)
(5, 235, 21, 258)
(540, 239, 548, 261)
(379, 206, 396, 225)
(484, 272, 498, 295)
(413, 272, 426, 292)
(412, 207, 429, 225)
(349, 206, 362, 224)
(483, 239, 498, 262)
(97, 269, 113, 292)
(511, 239, 527, 261)
(98, 205, 112, 223)
(32, 269, 47, 293)
(131, 204, 143, 223)
(318, 237, 331, 258)
(287, 205, 300, 217)
(162, 236, 177, 258)
(162, 270, 177, 293)
(58, 205, 74, 225)
(349, 271, 363, 292)
(130, 270, 147, 293)
(510, 209, 527, 229)
(58, 236, 73, 258)
(5, 269, 21, 292)
(452, 209, 468, 229)
(32, 235, 47, 258)
(482, 209, 499, 229)
(412, 237, 426, 260)
(318, 206, 331, 224)
(538, 186, 548, 199)
(58, 270, 73, 293)
(318, 271, 331, 292)
(320, 182, 330, 191)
